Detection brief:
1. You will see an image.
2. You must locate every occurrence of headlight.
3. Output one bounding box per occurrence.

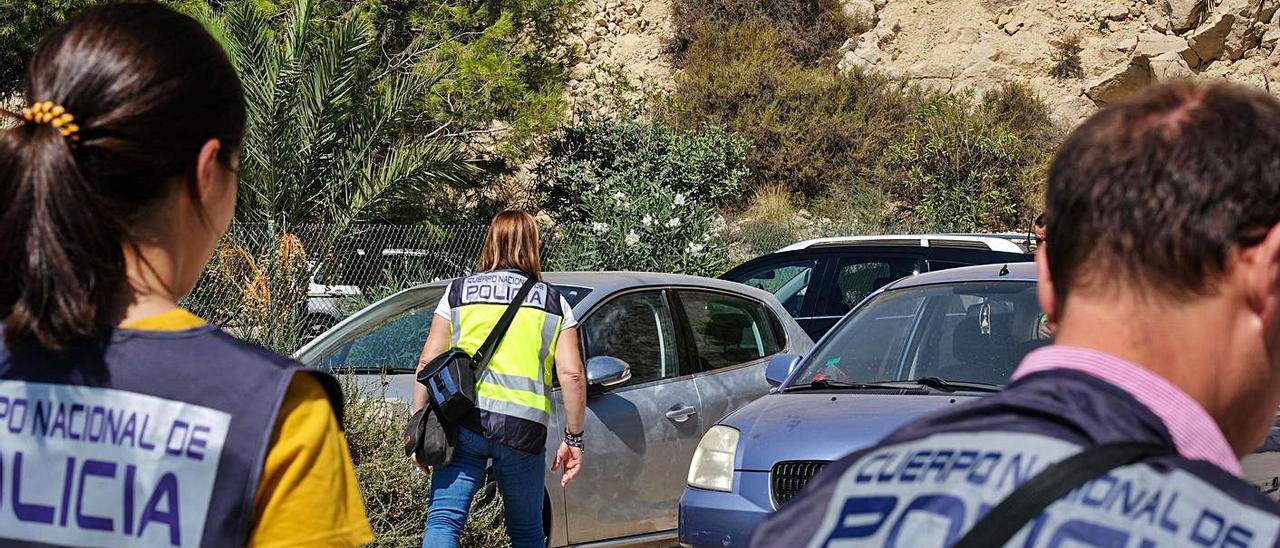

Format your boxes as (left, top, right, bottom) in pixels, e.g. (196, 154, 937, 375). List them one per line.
(688, 425, 740, 492)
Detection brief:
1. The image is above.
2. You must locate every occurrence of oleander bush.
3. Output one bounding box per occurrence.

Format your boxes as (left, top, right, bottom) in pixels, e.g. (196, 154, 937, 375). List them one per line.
(535, 112, 750, 276)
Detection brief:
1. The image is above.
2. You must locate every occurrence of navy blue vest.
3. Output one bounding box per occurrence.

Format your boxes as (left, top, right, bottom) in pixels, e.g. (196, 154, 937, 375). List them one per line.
(751, 370, 1280, 547)
(0, 325, 341, 547)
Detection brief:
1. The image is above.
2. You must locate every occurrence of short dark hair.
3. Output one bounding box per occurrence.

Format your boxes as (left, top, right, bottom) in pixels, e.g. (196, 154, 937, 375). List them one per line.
(0, 3, 245, 349)
(1046, 82, 1280, 303)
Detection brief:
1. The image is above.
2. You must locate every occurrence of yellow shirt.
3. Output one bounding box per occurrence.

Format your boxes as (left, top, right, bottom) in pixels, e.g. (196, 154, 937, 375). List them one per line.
(122, 309, 374, 547)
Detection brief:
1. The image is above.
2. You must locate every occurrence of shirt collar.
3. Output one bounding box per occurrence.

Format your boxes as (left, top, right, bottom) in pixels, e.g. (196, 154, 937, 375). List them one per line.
(1013, 345, 1243, 477)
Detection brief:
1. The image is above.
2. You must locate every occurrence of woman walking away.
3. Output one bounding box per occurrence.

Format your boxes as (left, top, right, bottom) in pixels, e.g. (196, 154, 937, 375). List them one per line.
(0, 4, 372, 546)
(414, 210, 587, 548)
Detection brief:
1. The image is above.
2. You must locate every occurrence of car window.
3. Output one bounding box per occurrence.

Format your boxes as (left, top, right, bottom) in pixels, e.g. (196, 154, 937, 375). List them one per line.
(928, 260, 970, 271)
(582, 291, 680, 385)
(818, 257, 926, 316)
(729, 259, 817, 316)
(678, 291, 783, 370)
(556, 285, 593, 308)
(794, 281, 1044, 388)
(316, 304, 435, 374)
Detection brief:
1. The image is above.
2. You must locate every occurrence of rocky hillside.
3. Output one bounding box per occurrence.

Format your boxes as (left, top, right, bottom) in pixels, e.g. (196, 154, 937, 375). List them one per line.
(574, 0, 1280, 124)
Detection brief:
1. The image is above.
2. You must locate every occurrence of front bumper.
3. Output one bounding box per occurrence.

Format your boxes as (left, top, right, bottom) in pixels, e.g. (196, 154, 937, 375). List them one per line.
(678, 470, 773, 548)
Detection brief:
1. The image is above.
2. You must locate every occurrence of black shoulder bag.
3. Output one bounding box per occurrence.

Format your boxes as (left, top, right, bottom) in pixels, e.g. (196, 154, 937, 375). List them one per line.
(952, 442, 1175, 548)
(403, 277, 537, 467)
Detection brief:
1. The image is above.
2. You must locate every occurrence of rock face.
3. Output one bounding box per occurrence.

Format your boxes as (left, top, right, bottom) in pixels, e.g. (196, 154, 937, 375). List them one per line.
(823, 0, 1280, 122)
(568, 0, 674, 107)
(577, 0, 1280, 125)
(1164, 0, 1207, 33)
(1085, 56, 1152, 105)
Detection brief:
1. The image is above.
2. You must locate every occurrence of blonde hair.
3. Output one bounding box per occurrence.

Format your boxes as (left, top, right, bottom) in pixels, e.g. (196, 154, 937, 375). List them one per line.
(478, 210, 543, 280)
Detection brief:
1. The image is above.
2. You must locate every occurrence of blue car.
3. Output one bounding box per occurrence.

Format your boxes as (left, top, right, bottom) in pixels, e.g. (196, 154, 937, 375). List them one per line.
(678, 262, 1280, 547)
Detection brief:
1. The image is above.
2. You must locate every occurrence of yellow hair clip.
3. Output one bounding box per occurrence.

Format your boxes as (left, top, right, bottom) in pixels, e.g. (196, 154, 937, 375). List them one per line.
(22, 101, 80, 141)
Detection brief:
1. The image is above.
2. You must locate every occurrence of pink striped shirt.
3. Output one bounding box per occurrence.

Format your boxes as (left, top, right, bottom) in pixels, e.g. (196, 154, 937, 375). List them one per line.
(1012, 345, 1242, 477)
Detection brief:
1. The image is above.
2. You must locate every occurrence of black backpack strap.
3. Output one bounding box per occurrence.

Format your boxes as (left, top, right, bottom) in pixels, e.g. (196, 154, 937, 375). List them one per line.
(953, 442, 1175, 548)
(471, 276, 538, 375)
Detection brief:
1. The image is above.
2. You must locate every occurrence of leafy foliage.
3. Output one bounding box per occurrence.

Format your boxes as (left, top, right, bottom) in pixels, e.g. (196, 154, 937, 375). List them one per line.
(666, 15, 1058, 231)
(210, 0, 477, 228)
(667, 0, 865, 66)
(1050, 34, 1084, 80)
(881, 89, 1049, 231)
(536, 114, 750, 276)
(0, 0, 205, 89)
(663, 20, 923, 200)
(358, 0, 582, 160)
(340, 376, 511, 547)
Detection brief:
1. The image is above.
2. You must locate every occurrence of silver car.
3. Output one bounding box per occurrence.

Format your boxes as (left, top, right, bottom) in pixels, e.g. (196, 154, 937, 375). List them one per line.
(294, 272, 814, 547)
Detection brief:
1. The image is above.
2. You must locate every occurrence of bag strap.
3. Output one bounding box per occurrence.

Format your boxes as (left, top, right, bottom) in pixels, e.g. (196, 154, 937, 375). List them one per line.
(953, 442, 1175, 548)
(471, 276, 538, 375)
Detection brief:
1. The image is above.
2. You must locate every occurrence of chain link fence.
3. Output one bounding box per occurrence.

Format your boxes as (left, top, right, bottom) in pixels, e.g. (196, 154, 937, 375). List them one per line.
(180, 219, 971, 354)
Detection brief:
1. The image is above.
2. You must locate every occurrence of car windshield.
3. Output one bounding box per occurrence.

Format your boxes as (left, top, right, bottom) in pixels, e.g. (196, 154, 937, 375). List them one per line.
(788, 281, 1047, 389)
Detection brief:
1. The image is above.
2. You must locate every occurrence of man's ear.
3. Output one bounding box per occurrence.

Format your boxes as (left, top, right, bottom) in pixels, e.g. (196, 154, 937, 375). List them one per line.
(1242, 224, 1280, 322)
(1036, 244, 1058, 325)
(194, 138, 225, 207)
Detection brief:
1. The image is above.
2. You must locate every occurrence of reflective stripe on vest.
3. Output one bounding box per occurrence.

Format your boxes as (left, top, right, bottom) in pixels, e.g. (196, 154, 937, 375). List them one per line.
(453, 287, 562, 428)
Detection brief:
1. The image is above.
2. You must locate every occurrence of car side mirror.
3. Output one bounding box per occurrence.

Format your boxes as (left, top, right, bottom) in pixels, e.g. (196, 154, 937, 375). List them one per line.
(586, 356, 632, 389)
(765, 354, 802, 388)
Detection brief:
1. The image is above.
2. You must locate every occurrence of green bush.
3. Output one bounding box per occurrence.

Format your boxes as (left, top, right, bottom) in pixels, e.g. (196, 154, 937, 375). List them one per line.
(662, 20, 924, 200)
(341, 379, 510, 547)
(881, 88, 1049, 232)
(535, 113, 750, 276)
(665, 15, 1058, 231)
(668, 0, 865, 65)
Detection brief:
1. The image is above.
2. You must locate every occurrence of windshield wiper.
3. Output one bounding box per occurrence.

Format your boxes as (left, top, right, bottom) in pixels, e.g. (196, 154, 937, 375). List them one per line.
(882, 376, 1003, 393)
(786, 378, 892, 392)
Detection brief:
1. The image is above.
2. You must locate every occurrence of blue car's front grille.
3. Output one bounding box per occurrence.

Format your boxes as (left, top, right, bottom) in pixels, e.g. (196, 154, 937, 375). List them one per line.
(770, 460, 830, 507)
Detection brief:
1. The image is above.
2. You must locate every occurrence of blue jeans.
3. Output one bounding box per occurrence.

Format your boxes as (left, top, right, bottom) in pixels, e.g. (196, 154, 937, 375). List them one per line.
(423, 427, 547, 548)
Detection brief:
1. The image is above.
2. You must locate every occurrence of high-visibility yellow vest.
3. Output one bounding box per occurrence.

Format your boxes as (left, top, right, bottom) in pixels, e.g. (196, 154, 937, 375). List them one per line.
(437, 270, 573, 452)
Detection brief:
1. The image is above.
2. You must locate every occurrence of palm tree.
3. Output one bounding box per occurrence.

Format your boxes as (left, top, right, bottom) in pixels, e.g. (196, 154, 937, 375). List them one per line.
(210, 0, 477, 230)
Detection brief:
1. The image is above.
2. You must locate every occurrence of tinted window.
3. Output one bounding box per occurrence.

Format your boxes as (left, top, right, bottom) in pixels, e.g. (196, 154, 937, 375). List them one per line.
(818, 257, 926, 315)
(582, 291, 680, 385)
(928, 260, 970, 271)
(556, 285, 592, 308)
(794, 282, 1045, 387)
(316, 301, 437, 373)
(679, 291, 783, 370)
(729, 259, 817, 316)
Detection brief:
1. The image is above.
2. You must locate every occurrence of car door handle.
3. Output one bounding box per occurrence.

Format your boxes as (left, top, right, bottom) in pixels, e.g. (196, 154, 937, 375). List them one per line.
(666, 405, 697, 422)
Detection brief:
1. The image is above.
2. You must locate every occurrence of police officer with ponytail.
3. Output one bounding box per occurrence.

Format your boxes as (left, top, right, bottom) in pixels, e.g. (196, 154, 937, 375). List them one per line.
(415, 210, 588, 548)
(0, 4, 371, 546)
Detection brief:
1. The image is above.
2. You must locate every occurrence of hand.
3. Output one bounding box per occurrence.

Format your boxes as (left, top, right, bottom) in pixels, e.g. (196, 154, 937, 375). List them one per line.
(551, 442, 583, 488)
(411, 452, 429, 475)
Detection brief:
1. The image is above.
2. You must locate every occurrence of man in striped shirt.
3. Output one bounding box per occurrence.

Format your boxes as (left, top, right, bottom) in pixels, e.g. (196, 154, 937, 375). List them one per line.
(751, 82, 1280, 547)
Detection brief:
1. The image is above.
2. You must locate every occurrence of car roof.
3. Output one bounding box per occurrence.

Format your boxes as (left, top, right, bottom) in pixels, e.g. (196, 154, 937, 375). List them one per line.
(777, 234, 1028, 254)
(885, 261, 1038, 290)
(407, 271, 775, 304)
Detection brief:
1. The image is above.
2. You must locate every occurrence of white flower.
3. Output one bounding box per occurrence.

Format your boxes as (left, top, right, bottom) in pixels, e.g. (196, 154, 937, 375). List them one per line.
(641, 215, 654, 227)
(674, 193, 687, 206)
(625, 230, 641, 246)
(613, 191, 626, 201)
(712, 215, 728, 231)
(686, 242, 705, 255)
(666, 217, 681, 228)
(591, 222, 609, 233)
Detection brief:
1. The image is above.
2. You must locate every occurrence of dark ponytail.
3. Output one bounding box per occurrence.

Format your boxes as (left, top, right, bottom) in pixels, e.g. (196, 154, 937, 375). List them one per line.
(0, 3, 245, 350)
